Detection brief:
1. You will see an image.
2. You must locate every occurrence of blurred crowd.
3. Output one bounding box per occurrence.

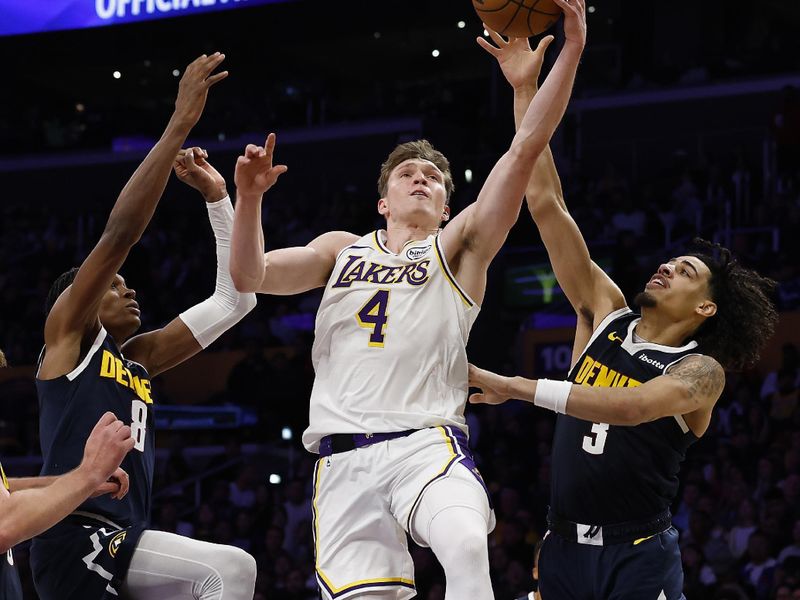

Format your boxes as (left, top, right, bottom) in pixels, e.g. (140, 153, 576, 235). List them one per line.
(2, 2, 799, 596)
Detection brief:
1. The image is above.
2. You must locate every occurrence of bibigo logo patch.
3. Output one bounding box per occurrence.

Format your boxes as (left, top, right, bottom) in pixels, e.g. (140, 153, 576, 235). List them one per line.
(406, 245, 431, 261)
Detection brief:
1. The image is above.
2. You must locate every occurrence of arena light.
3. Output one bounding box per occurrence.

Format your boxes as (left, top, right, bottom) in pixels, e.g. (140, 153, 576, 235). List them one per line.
(281, 427, 292, 440)
(432, 49, 440, 58)
(172, 69, 180, 77)
(269, 473, 281, 485)
(465, 169, 473, 183)
(112, 70, 121, 79)
(457, 21, 466, 29)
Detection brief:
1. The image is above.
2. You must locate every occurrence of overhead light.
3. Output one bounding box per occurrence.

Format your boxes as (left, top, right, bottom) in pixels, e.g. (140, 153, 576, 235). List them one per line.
(112, 71, 121, 79)
(432, 49, 440, 58)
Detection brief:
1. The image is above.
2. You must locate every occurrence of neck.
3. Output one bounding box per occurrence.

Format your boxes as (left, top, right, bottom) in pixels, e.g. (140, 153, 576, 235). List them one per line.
(383, 223, 439, 253)
(635, 308, 698, 347)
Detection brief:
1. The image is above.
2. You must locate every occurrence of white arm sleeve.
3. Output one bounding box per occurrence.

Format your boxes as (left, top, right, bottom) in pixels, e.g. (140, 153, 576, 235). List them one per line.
(179, 196, 257, 348)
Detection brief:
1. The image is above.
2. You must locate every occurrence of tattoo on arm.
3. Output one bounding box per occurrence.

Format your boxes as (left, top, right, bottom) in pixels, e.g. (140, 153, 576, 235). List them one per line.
(666, 355, 726, 407)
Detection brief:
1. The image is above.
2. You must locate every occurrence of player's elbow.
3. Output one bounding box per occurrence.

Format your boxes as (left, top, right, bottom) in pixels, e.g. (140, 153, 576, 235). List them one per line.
(528, 193, 565, 221)
(100, 225, 140, 252)
(0, 521, 20, 553)
(619, 399, 649, 426)
(231, 274, 257, 293)
(509, 137, 547, 165)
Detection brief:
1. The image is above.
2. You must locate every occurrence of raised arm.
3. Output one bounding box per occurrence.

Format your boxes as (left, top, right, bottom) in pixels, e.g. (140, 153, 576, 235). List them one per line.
(42, 54, 227, 377)
(468, 355, 724, 435)
(440, 0, 586, 303)
(122, 148, 256, 377)
(230, 133, 357, 295)
(482, 26, 625, 326)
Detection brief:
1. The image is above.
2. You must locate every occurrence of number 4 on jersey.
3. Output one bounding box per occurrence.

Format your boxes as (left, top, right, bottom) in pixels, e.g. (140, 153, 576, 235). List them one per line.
(356, 289, 390, 347)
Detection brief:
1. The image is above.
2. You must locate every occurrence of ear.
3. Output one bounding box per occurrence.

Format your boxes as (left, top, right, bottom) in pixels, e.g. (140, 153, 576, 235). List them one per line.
(377, 198, 389, 217)
(441, 205, 450, 222)
(696, 300, 717, 318)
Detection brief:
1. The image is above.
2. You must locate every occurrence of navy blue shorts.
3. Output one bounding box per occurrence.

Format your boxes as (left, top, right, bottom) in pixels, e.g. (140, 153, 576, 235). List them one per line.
(30, 514, 145, 600)
(538, 526, 686, 600)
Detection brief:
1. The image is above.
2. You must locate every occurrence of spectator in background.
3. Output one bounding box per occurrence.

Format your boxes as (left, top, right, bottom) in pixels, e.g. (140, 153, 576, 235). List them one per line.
(778, 520, 800, 565)
(742, 530, 777, 600)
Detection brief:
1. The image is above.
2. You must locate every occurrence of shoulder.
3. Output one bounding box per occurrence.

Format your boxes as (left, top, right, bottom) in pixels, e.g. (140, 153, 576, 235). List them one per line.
(665, 354, 726, 402)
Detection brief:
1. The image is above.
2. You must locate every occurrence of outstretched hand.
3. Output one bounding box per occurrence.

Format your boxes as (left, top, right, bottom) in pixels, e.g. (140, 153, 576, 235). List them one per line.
(552, 0, 587, 48)
(234, 133, 288, 200)
(173, 52, 229, 130)
(174, 147, 228, 202)
(477, 26, 554, 90)
(468, 363, 515, 406)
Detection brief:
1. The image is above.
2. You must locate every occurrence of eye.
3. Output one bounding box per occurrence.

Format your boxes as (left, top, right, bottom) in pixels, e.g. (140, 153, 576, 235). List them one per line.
(428, 174, 440, 181)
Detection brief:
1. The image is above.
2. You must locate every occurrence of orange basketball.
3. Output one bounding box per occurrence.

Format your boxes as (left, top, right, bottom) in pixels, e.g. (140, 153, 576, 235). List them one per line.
(472, 0, 562, 38)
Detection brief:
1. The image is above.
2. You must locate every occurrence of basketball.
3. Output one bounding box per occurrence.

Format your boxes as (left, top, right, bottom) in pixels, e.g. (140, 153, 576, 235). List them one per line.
(472, 0, 562, 38)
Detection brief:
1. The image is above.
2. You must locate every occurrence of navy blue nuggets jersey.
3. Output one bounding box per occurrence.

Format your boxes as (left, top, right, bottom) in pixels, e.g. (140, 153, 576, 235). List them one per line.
(551, 308, 700, 524)
(36, 327, 155, 525)
(0, 463, 23, 600)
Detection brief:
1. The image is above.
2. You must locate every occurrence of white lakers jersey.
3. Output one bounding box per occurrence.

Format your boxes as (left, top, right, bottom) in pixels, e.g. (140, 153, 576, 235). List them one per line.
(302, 230, 480, 452)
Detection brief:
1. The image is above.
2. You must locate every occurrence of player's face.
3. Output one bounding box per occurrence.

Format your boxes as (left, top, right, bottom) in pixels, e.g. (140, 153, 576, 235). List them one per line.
(380, 159, 449, 227)
(639, 256, 716, 320)
(98, 274, 141, 340)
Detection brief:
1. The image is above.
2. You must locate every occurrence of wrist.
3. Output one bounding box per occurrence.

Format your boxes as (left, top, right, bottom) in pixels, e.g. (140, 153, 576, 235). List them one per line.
(532, 379, 572, 414)
(204, 188, 229, 203)
(73, 463, 104, 492)
(165, 114, 195, 138)
(236, 190, 263, 205)
(513, 84, 538, 98)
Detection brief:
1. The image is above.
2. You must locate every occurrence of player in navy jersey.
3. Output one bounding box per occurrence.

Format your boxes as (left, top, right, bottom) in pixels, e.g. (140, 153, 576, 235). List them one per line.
(470, 28, 778, 600)
(0, 349, 133, 600)
(30, 54, 259, 600)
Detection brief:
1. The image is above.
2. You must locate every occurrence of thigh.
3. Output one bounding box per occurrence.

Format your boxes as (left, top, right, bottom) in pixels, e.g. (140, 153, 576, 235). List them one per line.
(121, 530, 255, 600)
(386, 426, 495, 539)
(537, 532, 595, 600)
(408, 462, 493, 547)
(31, 519, 145, 600)
(601, 528, 685, 600)
(313, 456, 415, 600)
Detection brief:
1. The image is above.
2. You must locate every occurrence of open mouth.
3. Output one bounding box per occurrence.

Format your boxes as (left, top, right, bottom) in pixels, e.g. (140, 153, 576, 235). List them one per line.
(646, 275, 668, 289)
(410, 189, 429, 198)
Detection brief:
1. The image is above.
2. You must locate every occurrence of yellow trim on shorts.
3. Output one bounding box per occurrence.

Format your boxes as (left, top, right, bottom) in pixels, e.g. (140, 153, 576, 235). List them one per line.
(436, 426, 457, 468)
(633, 534, 656, 545)
(312, 458, 415, 596)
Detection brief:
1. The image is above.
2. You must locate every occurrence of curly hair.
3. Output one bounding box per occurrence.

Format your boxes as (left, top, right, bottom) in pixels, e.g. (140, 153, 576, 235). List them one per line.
(688, 239, 778, 371)
(377, 139, 454, 202)
(45, 267, 79, 317)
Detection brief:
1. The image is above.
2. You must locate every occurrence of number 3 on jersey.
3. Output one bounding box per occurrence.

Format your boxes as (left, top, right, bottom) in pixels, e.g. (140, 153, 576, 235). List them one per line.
(131, 400, 148, 452)
(356, 289, 390, 347)
(582, 422, 609, 455)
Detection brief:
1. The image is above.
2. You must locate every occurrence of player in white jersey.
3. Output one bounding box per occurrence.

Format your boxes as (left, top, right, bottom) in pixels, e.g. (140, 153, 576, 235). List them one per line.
(230, 2, 586, 598)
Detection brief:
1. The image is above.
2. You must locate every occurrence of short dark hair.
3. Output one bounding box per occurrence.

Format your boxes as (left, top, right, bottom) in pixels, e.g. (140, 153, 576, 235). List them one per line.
(45, 267, 79, 317)
(377, 139, 454, 202)
(688, 239, 778, 371)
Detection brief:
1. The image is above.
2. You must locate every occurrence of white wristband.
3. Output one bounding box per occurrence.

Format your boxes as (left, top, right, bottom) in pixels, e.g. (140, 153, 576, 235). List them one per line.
(533, 379, 572, 414)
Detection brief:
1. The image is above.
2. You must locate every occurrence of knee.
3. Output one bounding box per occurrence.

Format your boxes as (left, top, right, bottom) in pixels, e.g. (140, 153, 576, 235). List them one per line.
(217, 545, 257, 587)
(452, 527, 488, 563)
(433, 515, 488, 569)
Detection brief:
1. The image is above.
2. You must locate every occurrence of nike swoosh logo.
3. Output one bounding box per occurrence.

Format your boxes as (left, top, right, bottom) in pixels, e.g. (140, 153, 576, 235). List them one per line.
(608, 332, 623, 343)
